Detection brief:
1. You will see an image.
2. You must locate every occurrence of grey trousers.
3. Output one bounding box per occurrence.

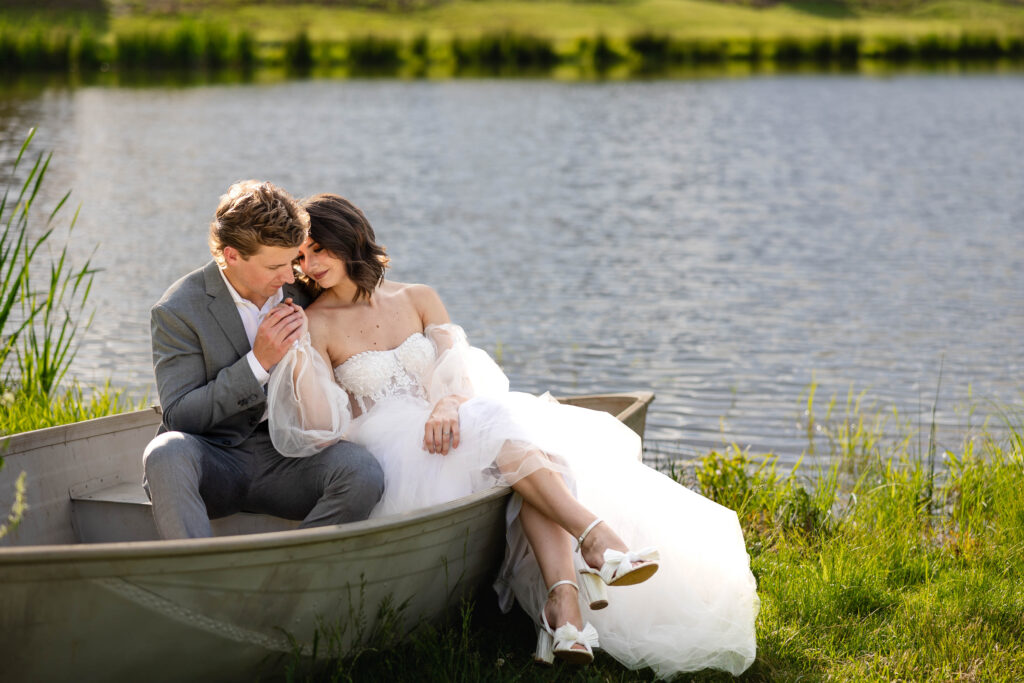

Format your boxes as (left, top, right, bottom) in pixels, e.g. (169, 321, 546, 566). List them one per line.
(143, 427, 384, 539)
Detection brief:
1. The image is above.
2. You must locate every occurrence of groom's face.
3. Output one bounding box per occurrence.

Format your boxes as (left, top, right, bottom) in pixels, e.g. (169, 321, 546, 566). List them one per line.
(222, 244, 300, 304)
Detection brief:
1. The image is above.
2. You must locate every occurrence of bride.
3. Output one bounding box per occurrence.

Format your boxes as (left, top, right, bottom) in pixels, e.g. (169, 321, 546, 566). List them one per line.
(268, 193, 759, 677)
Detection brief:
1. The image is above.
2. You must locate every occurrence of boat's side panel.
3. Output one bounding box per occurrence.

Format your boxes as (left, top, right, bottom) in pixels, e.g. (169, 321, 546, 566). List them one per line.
(0, 411, 161, 546)
(0, 489, 510, 682)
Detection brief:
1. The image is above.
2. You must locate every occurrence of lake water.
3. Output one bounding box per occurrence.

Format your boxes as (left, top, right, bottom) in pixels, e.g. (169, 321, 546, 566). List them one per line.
(1, 74, 1022, 464)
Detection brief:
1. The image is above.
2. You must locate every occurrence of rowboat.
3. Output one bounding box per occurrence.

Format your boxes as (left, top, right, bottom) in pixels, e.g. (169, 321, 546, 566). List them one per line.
(0, 391, 653, 683)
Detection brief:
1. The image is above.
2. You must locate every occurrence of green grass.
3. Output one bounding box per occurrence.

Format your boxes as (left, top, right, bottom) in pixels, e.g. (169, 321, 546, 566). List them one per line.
(276, 395, 1024, 681)
(0, 381, 137, 435)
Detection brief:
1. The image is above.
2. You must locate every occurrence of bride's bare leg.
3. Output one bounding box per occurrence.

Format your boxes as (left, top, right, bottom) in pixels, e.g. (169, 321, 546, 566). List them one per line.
(519, 501, 585, 645)
(508, 454, 632, 571)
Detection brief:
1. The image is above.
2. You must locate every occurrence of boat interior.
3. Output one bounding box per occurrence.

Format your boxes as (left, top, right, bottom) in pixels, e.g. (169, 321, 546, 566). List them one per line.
(1, 392, 652, 547)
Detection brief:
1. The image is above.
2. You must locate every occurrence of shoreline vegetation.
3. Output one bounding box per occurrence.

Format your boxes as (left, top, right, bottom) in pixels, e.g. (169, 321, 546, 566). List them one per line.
(0, 129, 137, 440)
(3, 1, 1024, 77)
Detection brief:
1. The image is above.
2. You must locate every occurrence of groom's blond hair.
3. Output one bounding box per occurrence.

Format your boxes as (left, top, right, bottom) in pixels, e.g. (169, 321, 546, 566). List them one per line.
(209, 180, 308, 264)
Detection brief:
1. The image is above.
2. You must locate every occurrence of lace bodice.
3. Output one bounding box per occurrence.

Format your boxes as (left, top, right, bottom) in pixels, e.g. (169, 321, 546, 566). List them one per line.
(333, 333, 435, 413)
(269, 322, 510, 458)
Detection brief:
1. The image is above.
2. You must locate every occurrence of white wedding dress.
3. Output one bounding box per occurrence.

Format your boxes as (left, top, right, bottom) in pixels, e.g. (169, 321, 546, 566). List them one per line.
(269, 323, 759, 677)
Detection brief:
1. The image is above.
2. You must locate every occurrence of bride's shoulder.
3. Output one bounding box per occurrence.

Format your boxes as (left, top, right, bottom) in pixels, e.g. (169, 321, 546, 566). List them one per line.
(377, 281, 448, 325)
(381, 281, 441, 305)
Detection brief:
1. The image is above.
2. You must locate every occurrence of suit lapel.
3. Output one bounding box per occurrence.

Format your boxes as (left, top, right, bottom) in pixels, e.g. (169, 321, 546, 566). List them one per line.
(203, 261, 250, 358)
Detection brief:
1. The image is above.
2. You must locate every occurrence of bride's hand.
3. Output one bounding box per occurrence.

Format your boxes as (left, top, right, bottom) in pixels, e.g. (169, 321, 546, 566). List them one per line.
(424, 395, 463, 455)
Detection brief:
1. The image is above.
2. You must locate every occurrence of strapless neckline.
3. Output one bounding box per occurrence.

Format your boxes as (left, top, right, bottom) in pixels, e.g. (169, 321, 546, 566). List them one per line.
(334, 332, 426, 372)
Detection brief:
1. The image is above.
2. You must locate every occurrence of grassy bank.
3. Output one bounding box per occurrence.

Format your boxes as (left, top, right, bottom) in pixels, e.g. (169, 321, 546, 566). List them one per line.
(0, 129, 136, 438)
(3, 1, 1024, 74)
(280, 399, 1024, 681)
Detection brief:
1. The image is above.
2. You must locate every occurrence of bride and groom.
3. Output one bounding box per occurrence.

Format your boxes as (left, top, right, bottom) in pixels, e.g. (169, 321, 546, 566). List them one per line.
(143, 180, 759, 677)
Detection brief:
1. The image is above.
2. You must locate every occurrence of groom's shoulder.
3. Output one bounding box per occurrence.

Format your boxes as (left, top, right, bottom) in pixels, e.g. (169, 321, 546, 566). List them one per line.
(153, 262, 215, 312)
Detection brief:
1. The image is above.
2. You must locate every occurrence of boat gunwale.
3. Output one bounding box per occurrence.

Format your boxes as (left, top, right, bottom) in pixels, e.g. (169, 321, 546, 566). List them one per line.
(0, 484, 512, 564)
(0, 405, 163, 453)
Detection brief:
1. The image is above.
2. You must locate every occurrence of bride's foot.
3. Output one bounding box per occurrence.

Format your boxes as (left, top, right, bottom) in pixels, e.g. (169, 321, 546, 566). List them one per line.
(545, 582, 584, 635)
(534, 580, 598, 666)
(578, 518, 633, 572)
(576, 518, 660, 607)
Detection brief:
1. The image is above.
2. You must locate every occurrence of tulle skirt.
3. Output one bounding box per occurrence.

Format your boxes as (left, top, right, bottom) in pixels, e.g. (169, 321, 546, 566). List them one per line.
(347, 391, 759, 678)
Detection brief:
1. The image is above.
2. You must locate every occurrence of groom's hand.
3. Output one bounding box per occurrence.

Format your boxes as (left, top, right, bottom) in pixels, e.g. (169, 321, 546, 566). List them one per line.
(253, 300, 306, 371)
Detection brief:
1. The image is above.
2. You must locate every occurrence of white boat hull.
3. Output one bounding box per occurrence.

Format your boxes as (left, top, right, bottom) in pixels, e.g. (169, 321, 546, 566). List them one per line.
(1, 489, 507, 681)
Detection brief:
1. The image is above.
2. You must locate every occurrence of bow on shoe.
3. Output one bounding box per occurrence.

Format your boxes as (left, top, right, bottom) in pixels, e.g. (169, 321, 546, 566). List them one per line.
(552, 622, 600, 651)
(599, 547, 661, 584)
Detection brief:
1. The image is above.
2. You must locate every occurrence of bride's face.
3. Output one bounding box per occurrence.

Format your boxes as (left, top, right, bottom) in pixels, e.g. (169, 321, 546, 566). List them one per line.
(296, 236, 347, 287)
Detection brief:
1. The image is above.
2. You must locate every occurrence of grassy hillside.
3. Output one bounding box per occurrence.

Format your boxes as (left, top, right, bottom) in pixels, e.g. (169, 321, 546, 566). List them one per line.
(6, 0, 1024, 39)
(3, 0, 1023, 73)
(105, 1, 1024, 41)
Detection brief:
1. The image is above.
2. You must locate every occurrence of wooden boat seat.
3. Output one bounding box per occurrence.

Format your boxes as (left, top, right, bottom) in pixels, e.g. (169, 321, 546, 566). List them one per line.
(69, 479, 299, 543)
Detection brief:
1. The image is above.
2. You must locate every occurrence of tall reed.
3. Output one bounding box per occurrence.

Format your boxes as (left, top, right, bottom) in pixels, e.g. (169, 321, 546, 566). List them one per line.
(283, 29, 314, 72)
(0, 465, 26, 540)
(452, 32, 557, 73)
(346, 35, 403, 71)
(0, 26, 74, 71)
(627, 32, 670, 70)
(583, 33, 623, 71)
(0, 128, 136, 436)
(14, 210, 95, 399)
(114, 22, 255, 71)
(1, 129, 60, 373)
(408, 33, 429, 65)
(1, 130, 95, 398)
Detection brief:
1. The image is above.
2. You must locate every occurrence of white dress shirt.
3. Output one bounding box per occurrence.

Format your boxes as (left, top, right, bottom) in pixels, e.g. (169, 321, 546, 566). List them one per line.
(218, 267, 283, 387)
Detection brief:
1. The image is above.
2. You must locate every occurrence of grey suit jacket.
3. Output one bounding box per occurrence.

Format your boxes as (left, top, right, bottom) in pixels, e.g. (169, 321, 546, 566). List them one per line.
(151, 260, 312, 447)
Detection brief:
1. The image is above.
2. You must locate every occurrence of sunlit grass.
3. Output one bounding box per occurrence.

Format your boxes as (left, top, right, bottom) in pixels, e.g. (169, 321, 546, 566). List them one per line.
(0, 381, 139, 436)
(108, 0, 1024, 41)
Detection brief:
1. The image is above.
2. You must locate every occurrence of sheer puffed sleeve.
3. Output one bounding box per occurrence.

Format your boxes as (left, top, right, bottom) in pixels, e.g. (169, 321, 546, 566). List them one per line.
(424, 323, 509, 402)
(267, 334, 352, 457)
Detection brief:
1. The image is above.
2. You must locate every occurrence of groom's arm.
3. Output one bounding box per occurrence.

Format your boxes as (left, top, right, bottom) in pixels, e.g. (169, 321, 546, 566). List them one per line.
(151, 303, 264, 436)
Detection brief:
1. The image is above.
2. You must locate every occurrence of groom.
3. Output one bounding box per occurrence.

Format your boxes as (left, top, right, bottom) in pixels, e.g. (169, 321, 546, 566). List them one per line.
(143, 180, 383, 539)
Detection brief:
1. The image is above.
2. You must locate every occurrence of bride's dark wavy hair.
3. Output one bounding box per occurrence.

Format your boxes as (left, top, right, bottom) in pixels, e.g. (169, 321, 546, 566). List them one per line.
(300, 193, 390, 302)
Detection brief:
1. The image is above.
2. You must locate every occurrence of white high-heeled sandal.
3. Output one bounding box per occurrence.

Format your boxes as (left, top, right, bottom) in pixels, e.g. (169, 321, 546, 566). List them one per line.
(534, 580, 600, 666)
(576, 518, 660, 610)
